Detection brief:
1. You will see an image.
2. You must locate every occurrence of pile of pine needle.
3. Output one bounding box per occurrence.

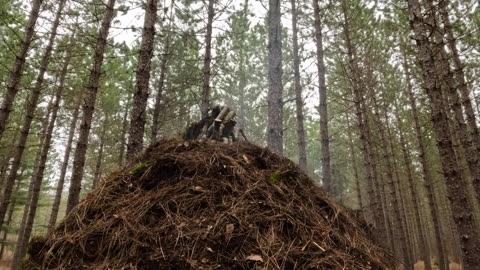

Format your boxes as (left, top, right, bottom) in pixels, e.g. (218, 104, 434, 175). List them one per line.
(21, 139, 396, 269)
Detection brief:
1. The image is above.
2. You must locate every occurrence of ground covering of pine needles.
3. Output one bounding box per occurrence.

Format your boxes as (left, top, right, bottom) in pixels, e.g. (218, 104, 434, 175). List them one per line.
(22, 139, 397, 269)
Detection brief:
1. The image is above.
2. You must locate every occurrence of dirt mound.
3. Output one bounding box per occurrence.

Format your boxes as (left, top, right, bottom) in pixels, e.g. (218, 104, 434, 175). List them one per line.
(22, 139, 396, 269)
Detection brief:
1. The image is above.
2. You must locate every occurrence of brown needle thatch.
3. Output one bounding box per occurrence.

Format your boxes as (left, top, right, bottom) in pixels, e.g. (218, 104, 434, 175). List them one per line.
(22, 139, 396, 269)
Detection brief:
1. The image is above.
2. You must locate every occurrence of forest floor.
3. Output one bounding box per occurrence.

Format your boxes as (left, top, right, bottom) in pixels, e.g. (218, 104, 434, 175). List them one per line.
(414, 260, 462, 270)
(0, 252, 12, 270)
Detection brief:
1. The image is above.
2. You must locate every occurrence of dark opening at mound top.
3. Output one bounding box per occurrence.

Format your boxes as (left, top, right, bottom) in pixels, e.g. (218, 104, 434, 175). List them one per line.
(23, 139, 396, 269)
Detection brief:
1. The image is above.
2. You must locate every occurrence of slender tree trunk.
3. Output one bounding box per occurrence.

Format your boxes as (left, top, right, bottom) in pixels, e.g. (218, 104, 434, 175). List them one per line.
(340, 0, 385, 240)
(290, 0, 307, 170)
(0, 168, 24, 260)
(391, 102, 431, 269)
(345, 112, 362, 209)
(407, 0, 480, 267)
(266, 0, 284, 154)
(11, 36, 70, 269)
(402, 43, 447, 270)
(313, 0, 331, 190)
(47, 102, 80, 234)
(237, 0, 249, 131)
(0, 0, 65, 229)
(151, 47, 168, 142)
(439, 0, 480, 154)
(66, 0, 116, 214)
(119, 100, 130, 166)
(200, 0, 215, 118)
(0, 0, 42, 140)
(371, 94, 409, 266)
(93, 118, 107, 189)
(127, 0, 158, 159)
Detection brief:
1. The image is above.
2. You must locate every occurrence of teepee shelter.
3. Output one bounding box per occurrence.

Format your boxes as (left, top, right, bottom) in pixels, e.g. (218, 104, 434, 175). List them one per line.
(22, 139, 396, 269)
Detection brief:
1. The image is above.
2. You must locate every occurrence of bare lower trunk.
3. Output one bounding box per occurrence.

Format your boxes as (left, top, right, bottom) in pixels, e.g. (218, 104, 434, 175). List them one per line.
(266, 0, 283, 154)
(0, 168, 24, 260)
(201, 0, 215, 118)
(0, 0, 64, 229)
(93, 118, 107, 189)
(402, 43, 447, 270)
(392, 102, 431, 269)
(151, 49, 168, 142)
(372, 95, 409, 265)
(290, 0, 307, 170)
(66, 0, 116, 214)
(313, 0, 331, 190)
(47, 102, 80, 234)
(0, 0, 42, 140)
(407, 0, 480, 267)
(346, 113, 362, 209)
(118, 100, 130, 166)
(11, 32, 70, 268)
(340, 0, 385, 240)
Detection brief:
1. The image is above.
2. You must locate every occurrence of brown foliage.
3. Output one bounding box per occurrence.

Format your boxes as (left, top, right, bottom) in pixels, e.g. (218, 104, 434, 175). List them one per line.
(22, 139, 396, 269)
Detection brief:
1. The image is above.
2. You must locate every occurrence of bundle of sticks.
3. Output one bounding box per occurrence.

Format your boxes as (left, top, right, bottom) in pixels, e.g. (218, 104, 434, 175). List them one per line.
(183, 105, 247, 143)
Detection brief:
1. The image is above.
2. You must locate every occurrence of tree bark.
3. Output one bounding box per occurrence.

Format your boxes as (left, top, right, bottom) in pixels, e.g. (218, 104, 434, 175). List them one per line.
(0, 168, 24, 260)
(11, 33, 70, 268)
(339, 0, 385, 240)
(439, 0, 480, 154)
(371, 94, 409, 266)
(151, 47, 168, 142)
(66, 0, 116, 214)
(236, 0, 249, 132)
(407, 0, 480, 267)
(313, 0, 331, 189)
(0, 0, 42, 140)
(395, 116, 431, 269)
(126, 0, 158, 159)
(266, 0, 283, 154)
(200, 0, 215, 118)
(290, 0, 307, 170)
(0, 0, 65, 229)
(402, 43, 447, 270)
(93, 117, 107, 189)
(345, 112, 362, 209)
(47, 101, 80, 234)
(118, 98, 130, 166)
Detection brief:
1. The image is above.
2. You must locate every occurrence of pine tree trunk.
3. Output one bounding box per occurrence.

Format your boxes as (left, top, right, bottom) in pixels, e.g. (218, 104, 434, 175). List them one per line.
(0, 0, 42, 140)
(0, 0, 65, 229)
(47, 102, 80, 234)
(402, 43, 447, 270)
(236, 0, 249, 131)
(0, 167, 24, 260)
(439, 0, 480, 154)
(313, 0, 331, 189)
(392, 102, 432, 269)
(266, 0, 284, 154)
(118, 100, 130, 166)
(200, 0, 214, 118)
(345, 112, 362, 209)
(127, 0, 158, 159)
(290, 0, 307, 170)
(339, 0, 385, 240)
(371, 94, 409, 266)
(11, 35, 70, 268)
(93, 118, 107, 189)
(151, 46, 168, 142)
(407, 0, 480, 267)
(66, 0, 116, 214)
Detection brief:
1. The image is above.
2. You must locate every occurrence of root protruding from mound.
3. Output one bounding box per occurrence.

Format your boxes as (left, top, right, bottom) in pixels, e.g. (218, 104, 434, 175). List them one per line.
(22, 139, 396, 269)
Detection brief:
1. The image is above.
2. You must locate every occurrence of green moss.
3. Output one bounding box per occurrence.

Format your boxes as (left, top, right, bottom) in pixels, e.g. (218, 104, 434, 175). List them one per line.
(269, 170, 282, 184)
